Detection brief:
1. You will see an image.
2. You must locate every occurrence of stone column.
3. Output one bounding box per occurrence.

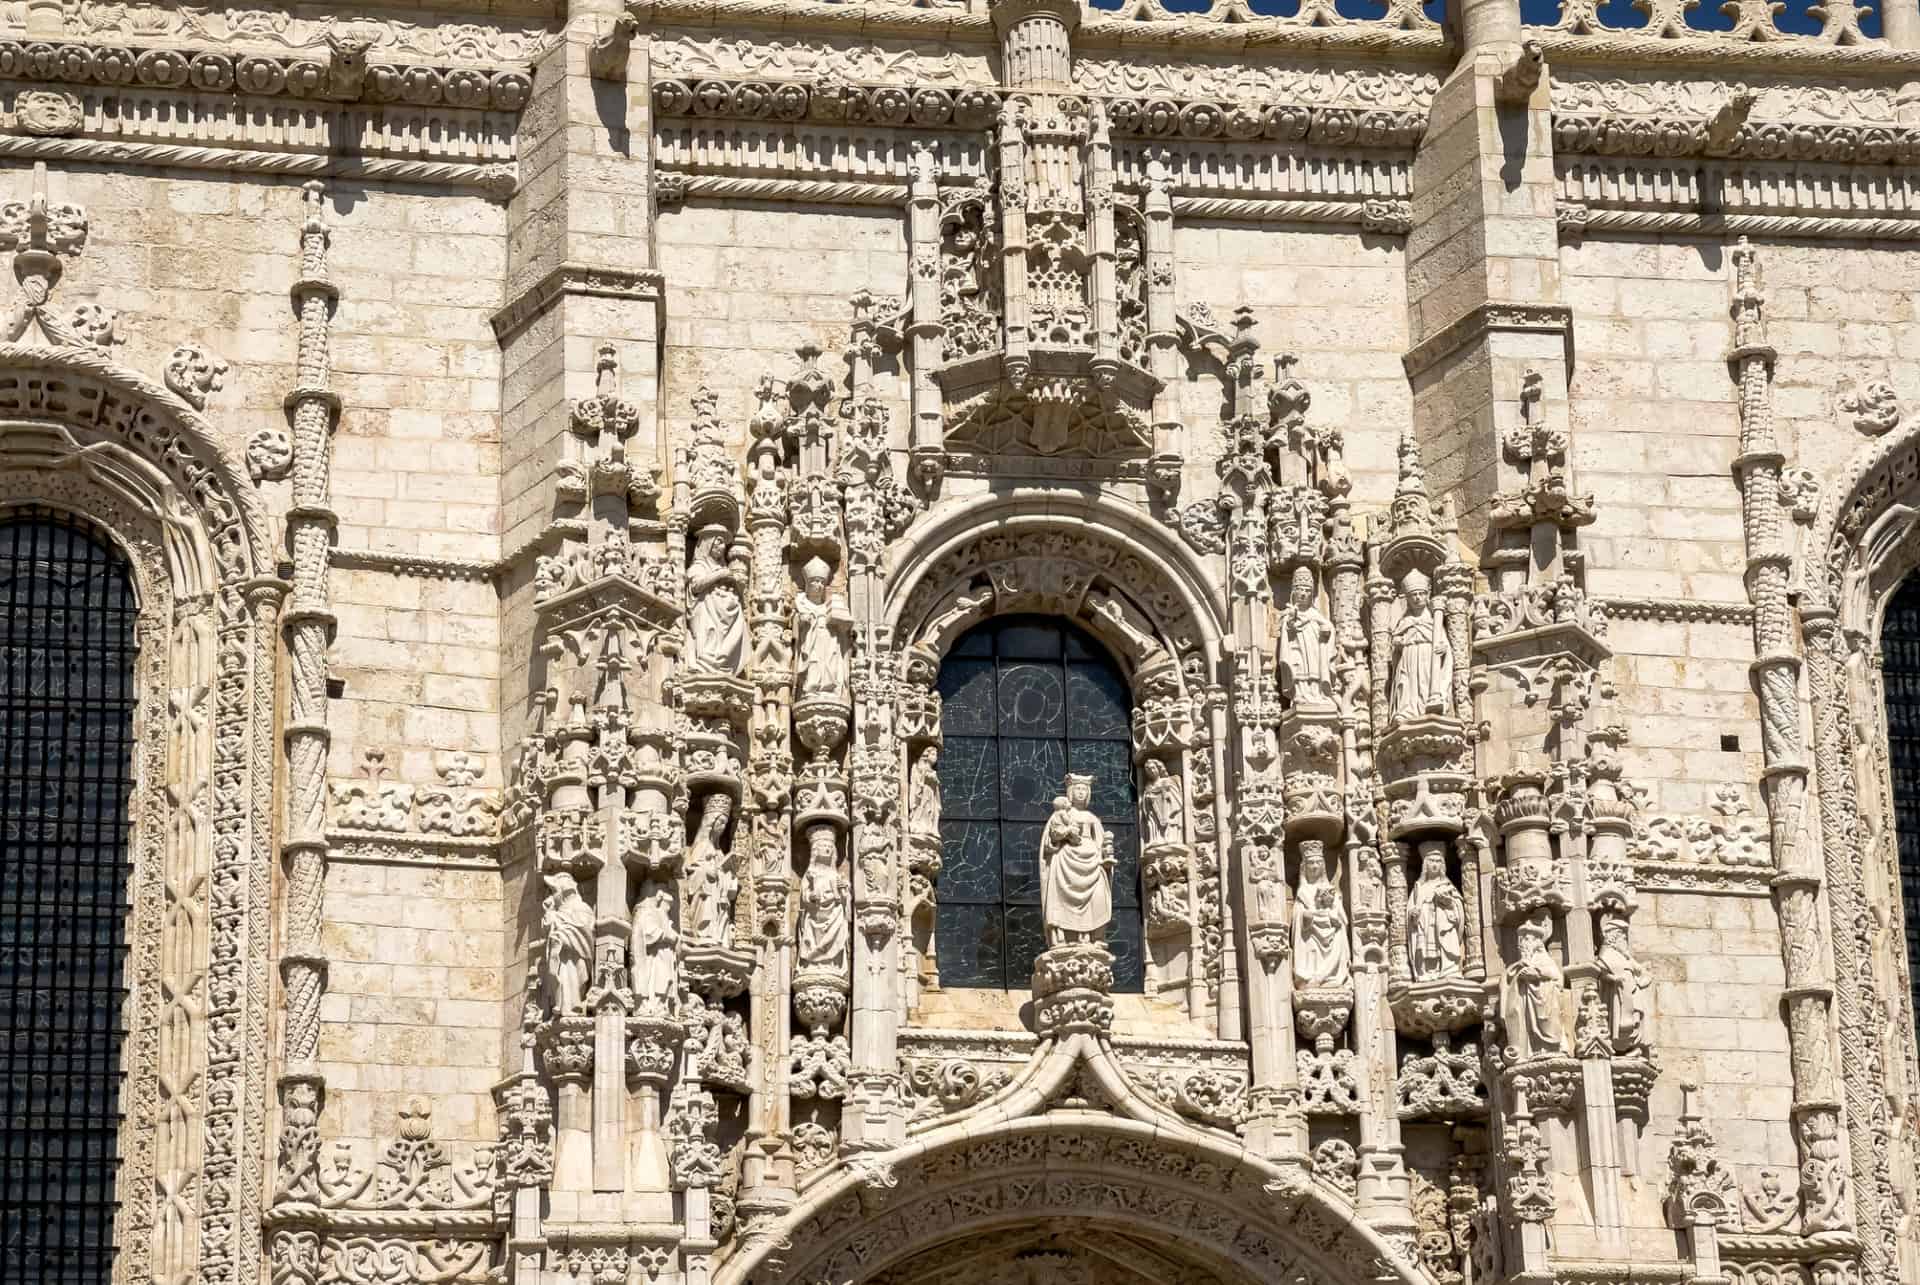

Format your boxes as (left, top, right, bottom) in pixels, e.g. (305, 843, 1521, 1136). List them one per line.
(276, 179, 340, 1204)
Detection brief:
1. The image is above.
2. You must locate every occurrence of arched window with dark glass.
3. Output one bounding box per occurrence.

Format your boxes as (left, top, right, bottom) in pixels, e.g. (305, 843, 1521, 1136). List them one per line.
(934, 615, 1142, 991)
(0, 515, 139, 1285)
(1884, 578, 1920, 1051)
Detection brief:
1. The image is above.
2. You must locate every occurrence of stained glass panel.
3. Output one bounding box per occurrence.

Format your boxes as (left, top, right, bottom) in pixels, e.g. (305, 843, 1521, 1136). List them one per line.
(0, 516, 137, 1285)
(1881, 577, 1920, 1050)
(933, 615, 1143, 991)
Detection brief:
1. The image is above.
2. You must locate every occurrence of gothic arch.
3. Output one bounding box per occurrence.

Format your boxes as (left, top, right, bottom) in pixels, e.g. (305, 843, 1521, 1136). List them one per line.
(0, 347, 277, 1285)
(1800, 417, 1920, 1275)
(715, 1100, 1418, 1285)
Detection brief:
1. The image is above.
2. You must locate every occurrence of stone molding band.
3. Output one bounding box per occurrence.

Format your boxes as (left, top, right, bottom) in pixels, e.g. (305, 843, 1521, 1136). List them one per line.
(0, 135, 517, 197)
(1563, 206, 1920, 242)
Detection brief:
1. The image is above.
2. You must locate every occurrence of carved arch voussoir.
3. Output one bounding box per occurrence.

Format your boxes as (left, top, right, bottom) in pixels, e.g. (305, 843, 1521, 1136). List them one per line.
(717, 1114, 1416, 1285)
(888, 494, 1227, 685)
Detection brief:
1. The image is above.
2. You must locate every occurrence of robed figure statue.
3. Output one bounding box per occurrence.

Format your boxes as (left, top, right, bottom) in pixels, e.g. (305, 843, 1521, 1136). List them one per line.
(1038, 773, 1114, 947)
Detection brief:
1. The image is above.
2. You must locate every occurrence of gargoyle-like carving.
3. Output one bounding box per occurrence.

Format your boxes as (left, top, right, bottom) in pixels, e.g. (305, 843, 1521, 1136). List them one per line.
(164, 345, 229, 412)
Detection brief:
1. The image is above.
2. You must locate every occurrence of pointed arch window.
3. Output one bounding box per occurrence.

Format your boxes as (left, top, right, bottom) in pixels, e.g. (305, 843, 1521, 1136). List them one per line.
(0, 515, 138, 1285)
(934, 615, 1143, 992)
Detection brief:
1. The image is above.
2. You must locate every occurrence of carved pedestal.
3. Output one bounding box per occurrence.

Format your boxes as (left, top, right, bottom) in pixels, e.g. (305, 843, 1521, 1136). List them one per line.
(1032, 943, 1115, 1038)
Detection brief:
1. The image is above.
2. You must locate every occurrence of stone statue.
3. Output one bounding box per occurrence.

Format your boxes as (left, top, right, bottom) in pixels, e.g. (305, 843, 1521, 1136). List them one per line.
(629, 880, 678, 1015)
(1291, 841, 1351, 988)
(1406, 839, 1465, 980)
(1087, 589, 1159, 660)
(684, 792, 739, 947)
(908, 748, 941, 840)
(1139, 758, 1184, 848)
(1249, 843, 1288, 924)
(796, 835, 850, 974)
(1594, 913, 1649, 1051)
(541, 871, 595, 1016)
(1502, 909, 1565, 1060)
(1389, 568, 1454, 722)
(794, 556, 852, 699)
(1279, 565, 1336, 711)
(1038, 773, 1114, 946)
(688, 526, 745, 675)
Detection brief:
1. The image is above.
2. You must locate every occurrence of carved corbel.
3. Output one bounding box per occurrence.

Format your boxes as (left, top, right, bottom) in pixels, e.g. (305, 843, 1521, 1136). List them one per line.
(322, 30, 373, 102)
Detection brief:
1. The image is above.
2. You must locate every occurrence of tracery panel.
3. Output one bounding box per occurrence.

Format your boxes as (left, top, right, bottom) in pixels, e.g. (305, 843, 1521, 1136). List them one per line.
(933, 615, 1142, 992)
(0, 514, 138, 1285)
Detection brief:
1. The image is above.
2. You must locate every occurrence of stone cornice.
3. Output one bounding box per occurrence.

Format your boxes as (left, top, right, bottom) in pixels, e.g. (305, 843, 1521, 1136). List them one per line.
(490, 263, 666, 344)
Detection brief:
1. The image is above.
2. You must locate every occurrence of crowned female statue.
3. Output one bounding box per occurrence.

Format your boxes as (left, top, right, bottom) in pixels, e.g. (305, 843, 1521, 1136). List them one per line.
(1038, 773, 1113, 947)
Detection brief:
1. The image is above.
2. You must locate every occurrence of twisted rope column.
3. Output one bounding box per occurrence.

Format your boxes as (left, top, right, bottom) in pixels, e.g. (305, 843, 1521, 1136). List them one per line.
(1726, 238, 1857, 1250)
(275, 179, 342, 1216)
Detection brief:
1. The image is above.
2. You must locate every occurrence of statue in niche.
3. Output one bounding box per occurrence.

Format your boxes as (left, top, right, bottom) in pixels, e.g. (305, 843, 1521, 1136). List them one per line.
(796, 834, 850, 974)
(794, 557, 852, 700)
(684, 793, 739, 947)
(1278, 565, 1336, 711)
(1389, 568, 1454, 722)
(1502, 909, 1566, 1060)
(1406, 839, 1465, 981)
(1038, 772, 1114, 947)
(1249, 843, 1288, 924)
(541, 871, 595, 1016)
(1140, 758, 1185, 848)
(1594, 913, 1649, 1052)
(629, 880, 678, 1016)
(908, 748, 941, 841)
(687, 526, 745, 675)
(1291, 841, 1351, 988)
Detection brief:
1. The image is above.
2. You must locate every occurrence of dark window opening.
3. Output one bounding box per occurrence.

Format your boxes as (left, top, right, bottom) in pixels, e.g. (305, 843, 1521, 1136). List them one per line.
(0, 515, 138, 1285)
(933, 615, 1144, 992)
(1720, 734, 1741, 753)
(1882, 576, 1920, 1051)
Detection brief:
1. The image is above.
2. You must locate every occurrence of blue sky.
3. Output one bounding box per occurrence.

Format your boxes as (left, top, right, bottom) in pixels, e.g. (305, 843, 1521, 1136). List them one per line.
(1087, 0, 1868, 37)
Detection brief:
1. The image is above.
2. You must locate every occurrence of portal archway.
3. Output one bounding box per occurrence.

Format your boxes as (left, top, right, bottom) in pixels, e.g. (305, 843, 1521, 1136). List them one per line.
(715, 1113, 1414, 1285)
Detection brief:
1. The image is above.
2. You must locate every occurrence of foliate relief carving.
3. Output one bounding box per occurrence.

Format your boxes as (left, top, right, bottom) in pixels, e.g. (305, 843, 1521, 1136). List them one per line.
(902, 1057, 1013, 1123)
(1072, 60, 1437, 112)
(247, 428, 293, 483)
(1742, 1166, 1802, 1233)
(651, 33, 991, 91)
(163, 344, 228, 412)
(1311, 1138, 1361, 1198)
(1550, 76, 1901, 125)
(1397, 1041, 1488, 1118)
(1134, 1066, 1248, 1131)
(1638, 783, 1772, 868)
(329, 748, 414, 832)
(303, 1098, 493, 1212)
(1667, 1082, 1741, 1231)
(1839, 378, 1903, 436)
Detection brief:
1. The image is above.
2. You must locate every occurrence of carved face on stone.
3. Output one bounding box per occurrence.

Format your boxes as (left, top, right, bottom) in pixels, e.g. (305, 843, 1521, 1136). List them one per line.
(1144, 758, 1166, 784)
(1419, 840, 1447, 880)
(1289, 566, 1316, 608)
(1066, 774, 1092, 809)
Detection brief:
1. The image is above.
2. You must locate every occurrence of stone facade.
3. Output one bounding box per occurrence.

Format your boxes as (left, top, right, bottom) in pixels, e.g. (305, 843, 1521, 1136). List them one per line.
(3, 0, 1920, 1282)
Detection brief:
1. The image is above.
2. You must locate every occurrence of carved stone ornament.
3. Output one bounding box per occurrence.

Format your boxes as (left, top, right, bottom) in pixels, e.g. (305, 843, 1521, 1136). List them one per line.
(163, 344, 229, 412)
(14, 89, 84, 136)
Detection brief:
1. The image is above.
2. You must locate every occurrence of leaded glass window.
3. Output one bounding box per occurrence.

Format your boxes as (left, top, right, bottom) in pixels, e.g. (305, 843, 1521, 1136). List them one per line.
(0, 515, 138, 1285)
(1884, 577, 1920, 1051)
(934, 615, 1142, 991)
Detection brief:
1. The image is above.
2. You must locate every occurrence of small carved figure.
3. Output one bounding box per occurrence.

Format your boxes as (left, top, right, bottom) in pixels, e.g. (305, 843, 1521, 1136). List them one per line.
(1249, 843, 1288, 924)
(1038, 773, 1113, 947)
(629, 880, 678, 1015)
(687, 526, 745, 674)
(541, 871, 595, 1016)
(1502, 909, 1566, 1060)
(1279, 565, 1337, 711)
(1389, 568, 1454, 722)
(793, 557, 852, 699)
(796, 835, 850, 974)
(1086, 589, 1159, 660)
(1139, 758, 1185, 848)
(684, 793, 739, 947)
(1407, 839, 1465, 980)
(1594, 913, 1649, 1051)
(1291, 841, 1351, 988)
(907, 748, 941, 840)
